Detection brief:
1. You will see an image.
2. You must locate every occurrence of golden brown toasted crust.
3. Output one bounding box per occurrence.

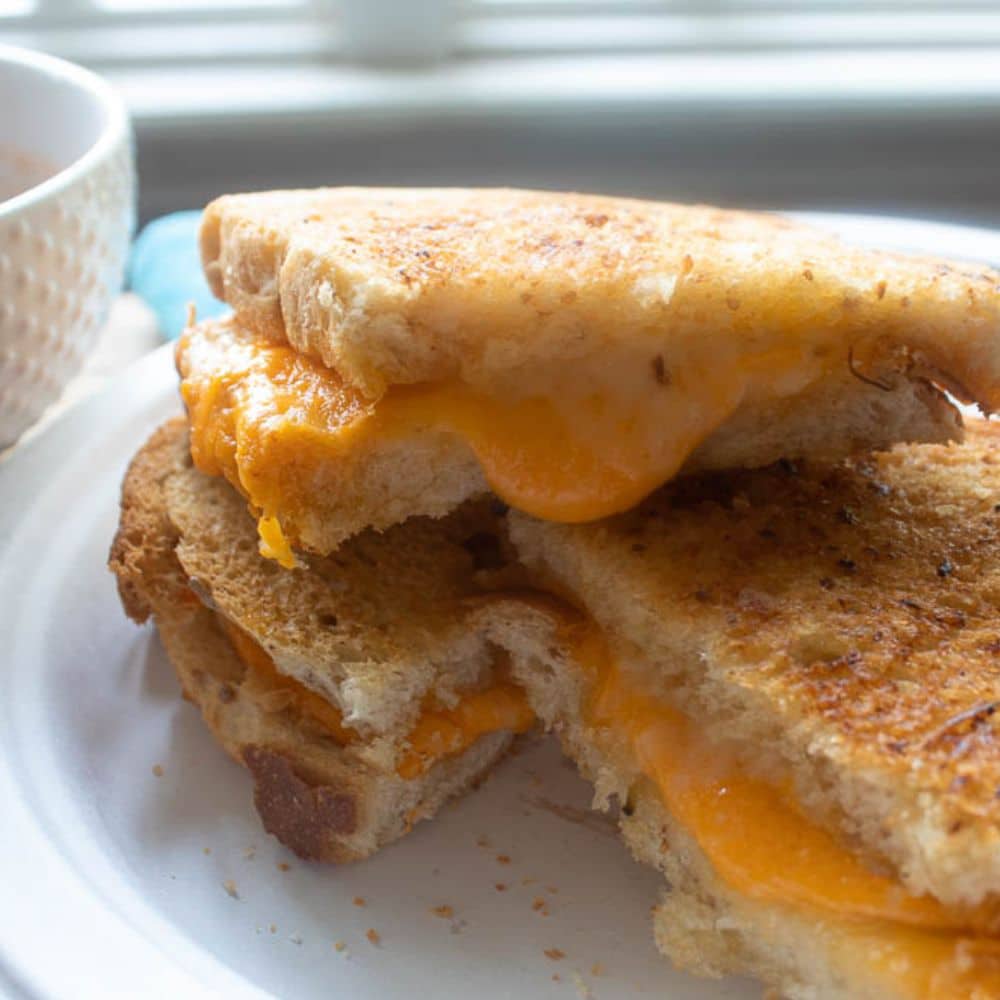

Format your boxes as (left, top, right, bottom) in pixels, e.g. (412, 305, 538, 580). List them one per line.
(200, 187, 1000, 411)
(108, 420, 517, 862)
(109, 417, 193, 624)
(509, 421, 1000, 904)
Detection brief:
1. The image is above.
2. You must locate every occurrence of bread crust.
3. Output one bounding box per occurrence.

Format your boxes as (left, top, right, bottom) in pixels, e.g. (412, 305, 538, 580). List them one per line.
(200, 188, 1000, 412)
(108, 419, 516, 862)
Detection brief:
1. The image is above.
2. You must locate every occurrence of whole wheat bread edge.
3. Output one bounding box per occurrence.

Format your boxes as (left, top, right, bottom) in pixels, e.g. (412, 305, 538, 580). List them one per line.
(108, 418, 514, 862)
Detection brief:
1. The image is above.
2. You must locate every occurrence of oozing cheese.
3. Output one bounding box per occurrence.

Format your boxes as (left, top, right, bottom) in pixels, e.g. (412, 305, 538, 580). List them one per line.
(178, 323, 834, 557)
(570, 627, 1000, 996)
(219, 616, 533, 777)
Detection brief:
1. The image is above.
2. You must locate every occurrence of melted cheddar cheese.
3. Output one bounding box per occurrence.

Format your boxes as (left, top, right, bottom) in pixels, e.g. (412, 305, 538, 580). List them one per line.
(570, 627, 1000, 997)
(218, 616, 533, 777)
(178, 324, 835, 557)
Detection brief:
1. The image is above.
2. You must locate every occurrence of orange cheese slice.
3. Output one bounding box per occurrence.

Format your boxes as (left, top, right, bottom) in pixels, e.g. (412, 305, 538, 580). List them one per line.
(177, 323, 832, 555)
(396, 684, 535, 779)
(570, 626, 1000, 996)
(218, 616, 533, 777)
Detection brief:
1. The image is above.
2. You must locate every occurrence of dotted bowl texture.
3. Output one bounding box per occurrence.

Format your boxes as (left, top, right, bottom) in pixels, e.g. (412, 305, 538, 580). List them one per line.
(0, 134, 135, 447)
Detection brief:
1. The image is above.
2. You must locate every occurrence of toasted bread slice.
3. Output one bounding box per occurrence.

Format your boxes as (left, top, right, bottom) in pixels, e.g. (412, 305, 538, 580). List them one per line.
(109, 419, 531, 862)
(200, 188, 1000, 408)
(177, 315, 959, 555)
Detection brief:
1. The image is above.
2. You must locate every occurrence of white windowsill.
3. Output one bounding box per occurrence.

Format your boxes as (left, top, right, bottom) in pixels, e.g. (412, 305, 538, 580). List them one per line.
(110, 48, 1000, 129)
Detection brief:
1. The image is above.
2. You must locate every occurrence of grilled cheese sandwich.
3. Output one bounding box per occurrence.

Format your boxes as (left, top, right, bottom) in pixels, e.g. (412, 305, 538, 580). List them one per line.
(497, 420, 1000, 998)
(111, 186, 1000, 998)
(109, 419, 535, 862)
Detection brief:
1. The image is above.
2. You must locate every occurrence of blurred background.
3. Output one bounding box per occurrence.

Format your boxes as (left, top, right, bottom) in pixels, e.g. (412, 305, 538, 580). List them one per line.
(5, 0, 1000, 227)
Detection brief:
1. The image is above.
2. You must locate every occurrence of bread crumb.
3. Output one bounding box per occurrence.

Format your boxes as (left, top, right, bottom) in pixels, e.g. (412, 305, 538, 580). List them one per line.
(243, 846, 256, 860)
(546, 885, 559, 894)
(334, 940, 347, 953)
(430, 905, 454, 919)
(222, 880, 239, 900)
(521, 877, 537, 886)
(353, 896, 366, 907)
(544, 948, 565, 961)
(152, 764, 164, 777)
(532, 897, 549, 916)
(277, 862, 290, 872)
(572, 970, 592, 998)
(494, 883, 507, 892)
(269, 924, 277, 934)
(590, 962, 605, 976)
(366, 928, 380, 946)
(496, 854, 511, 865)
(476, 835, 491, 848)
(288, 934, 303, 946)
(551, 974, 561, 982)
(202, 847, 211, 855)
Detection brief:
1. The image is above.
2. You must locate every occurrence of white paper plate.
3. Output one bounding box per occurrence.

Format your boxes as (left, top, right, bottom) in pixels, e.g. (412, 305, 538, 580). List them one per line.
(1, 213, 997, 1000)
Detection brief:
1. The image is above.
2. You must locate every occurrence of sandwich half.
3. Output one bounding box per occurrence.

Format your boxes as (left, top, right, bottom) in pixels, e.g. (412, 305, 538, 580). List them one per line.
(491, 420, 1000, 998)
(180, 187, 1000, 557)
(109, 418, 533, 862)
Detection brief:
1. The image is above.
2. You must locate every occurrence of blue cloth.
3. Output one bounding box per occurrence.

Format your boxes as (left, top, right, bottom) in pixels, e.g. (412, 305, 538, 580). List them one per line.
(128, 211, 230, 339)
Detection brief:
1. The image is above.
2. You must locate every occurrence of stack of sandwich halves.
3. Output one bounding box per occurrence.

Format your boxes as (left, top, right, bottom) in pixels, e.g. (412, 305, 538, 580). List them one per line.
(110, 188, 1000, 998)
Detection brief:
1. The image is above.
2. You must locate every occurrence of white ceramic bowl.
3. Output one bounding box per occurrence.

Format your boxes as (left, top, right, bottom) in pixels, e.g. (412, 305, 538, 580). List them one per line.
(0, 44, 135, 447)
